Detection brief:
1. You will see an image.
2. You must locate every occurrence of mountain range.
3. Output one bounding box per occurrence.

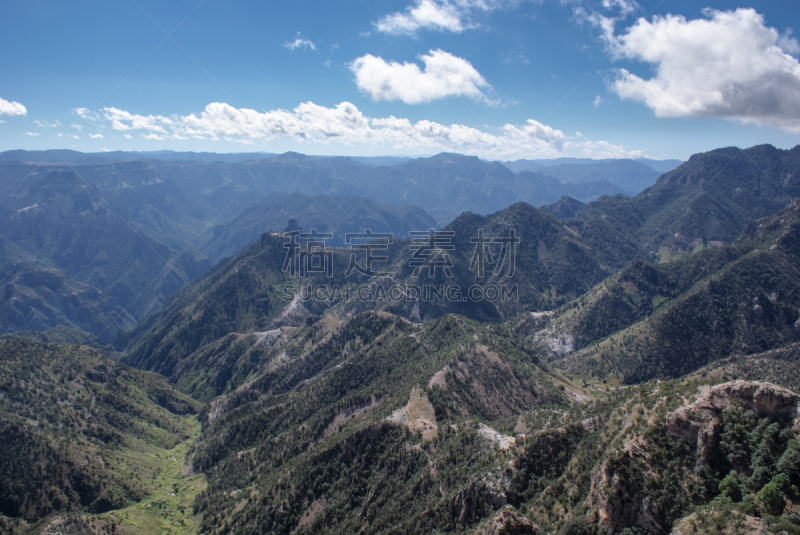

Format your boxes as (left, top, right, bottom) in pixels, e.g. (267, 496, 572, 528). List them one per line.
(0, 150, 680, 339)
(3, 144, 800, 535)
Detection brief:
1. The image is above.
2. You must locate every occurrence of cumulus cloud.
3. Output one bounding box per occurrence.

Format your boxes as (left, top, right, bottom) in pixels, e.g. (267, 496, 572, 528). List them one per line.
(25, 131, 39, 137)
(350, 49, 491, 104)
(593, 95, 602, 107)
(74, 108, 99, 121)
(97, 100, 643, 160)
(70, 123, 83, 131)
(105, 107, 170, 133)
(375, 0, 521, 35)
(284, 38, 316, 51)
(0, 97, 26, 116)
(89, 133, 104, 139)
(604, 8, 800, 131)
(376, 0, 465, 34)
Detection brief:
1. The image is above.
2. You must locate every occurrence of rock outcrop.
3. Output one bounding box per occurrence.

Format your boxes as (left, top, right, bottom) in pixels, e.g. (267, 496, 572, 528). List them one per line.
(588, 382, 799, 535)
(532, 328, 575, 360)
(477, 423, 517, 450)
(666, 381, 799, 460)
(449, 467, 514, 525)
(481, 506, 536, 535)
(587, 459, 660, 534)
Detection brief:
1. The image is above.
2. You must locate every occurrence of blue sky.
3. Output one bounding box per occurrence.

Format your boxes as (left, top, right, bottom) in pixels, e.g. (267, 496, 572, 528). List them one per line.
(1, 0, 799, 160)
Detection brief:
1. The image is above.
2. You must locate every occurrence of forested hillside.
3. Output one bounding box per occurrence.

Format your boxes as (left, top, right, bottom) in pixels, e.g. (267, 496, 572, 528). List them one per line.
(2, 145, 800, 535)
(0, 338, 200, 533)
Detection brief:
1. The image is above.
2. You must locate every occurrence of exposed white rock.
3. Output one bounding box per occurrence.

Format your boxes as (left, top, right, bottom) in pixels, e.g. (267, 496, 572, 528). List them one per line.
(477, 423, 516, 450)
(533, 328, 575, 359)
(253, 328, 283, 348)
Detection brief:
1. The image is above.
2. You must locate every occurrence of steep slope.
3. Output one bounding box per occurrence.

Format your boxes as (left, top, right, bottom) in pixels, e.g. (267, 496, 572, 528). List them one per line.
(0, 238, 136, 342)
(117, 233, 323, 383)
(186, 311, 566, 533)
(0, 338, 201, 531)
(0, 167, 210, 324)
(181, 316, 800, 534)
(506, 379, 800, 534)
(537, 200, 800, 383)
(356, 201, 635, 324)
(541, 196, 586, 219)
(118, 201, 643, 394)
(57, 160, 217, 250)
(578, 144, 800, 252)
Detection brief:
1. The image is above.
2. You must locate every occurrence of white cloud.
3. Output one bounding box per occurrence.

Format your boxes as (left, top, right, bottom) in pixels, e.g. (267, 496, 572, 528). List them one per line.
(33, 120, 60, 128)
(604, 8, 800, 132)
(593, 95, 602, 107)
(70, 123, 83, 131)
(68, 134, 79, 139)
(376, 0, 465, 34)
(123, 134, 132, 139)
(284, 38, 316, 51)
(350, 49, 491, 104)
(105, 107, 170, 133)
(90, 133, 104, 139)
(74, 107, 99, 121)
(25, 131, 39, 137)
(0, 120, 5, 124)
(375, 0, 521, 35)
(97, 100, 643, 160)
(0, 97, 26, 116)
(601, 0, 638, 17)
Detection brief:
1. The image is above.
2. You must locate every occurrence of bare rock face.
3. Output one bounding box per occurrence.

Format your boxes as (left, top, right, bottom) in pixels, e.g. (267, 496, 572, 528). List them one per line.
(532, 328, 575, 360)
(666, 381, 799, 460)
(587, 460, 660, 534)
(450, 467, 514, 525)
(481, 506, 536, 535)
(589, 382, 798, 535)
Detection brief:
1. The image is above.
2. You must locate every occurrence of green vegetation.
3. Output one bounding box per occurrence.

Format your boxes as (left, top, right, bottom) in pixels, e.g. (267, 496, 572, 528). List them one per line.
(4, 146, 800, 535)
(0, 338, 200, 531)
(536, 201, 800, 383)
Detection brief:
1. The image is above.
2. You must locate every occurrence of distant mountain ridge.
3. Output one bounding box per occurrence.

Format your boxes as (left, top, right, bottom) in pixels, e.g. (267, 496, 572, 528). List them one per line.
(575, 144, 800, 251)
(1, 144, 795, 346)
(503, 156, 683, 194)
(0, 149, 673, 220)
(197, 192, 438, 263)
